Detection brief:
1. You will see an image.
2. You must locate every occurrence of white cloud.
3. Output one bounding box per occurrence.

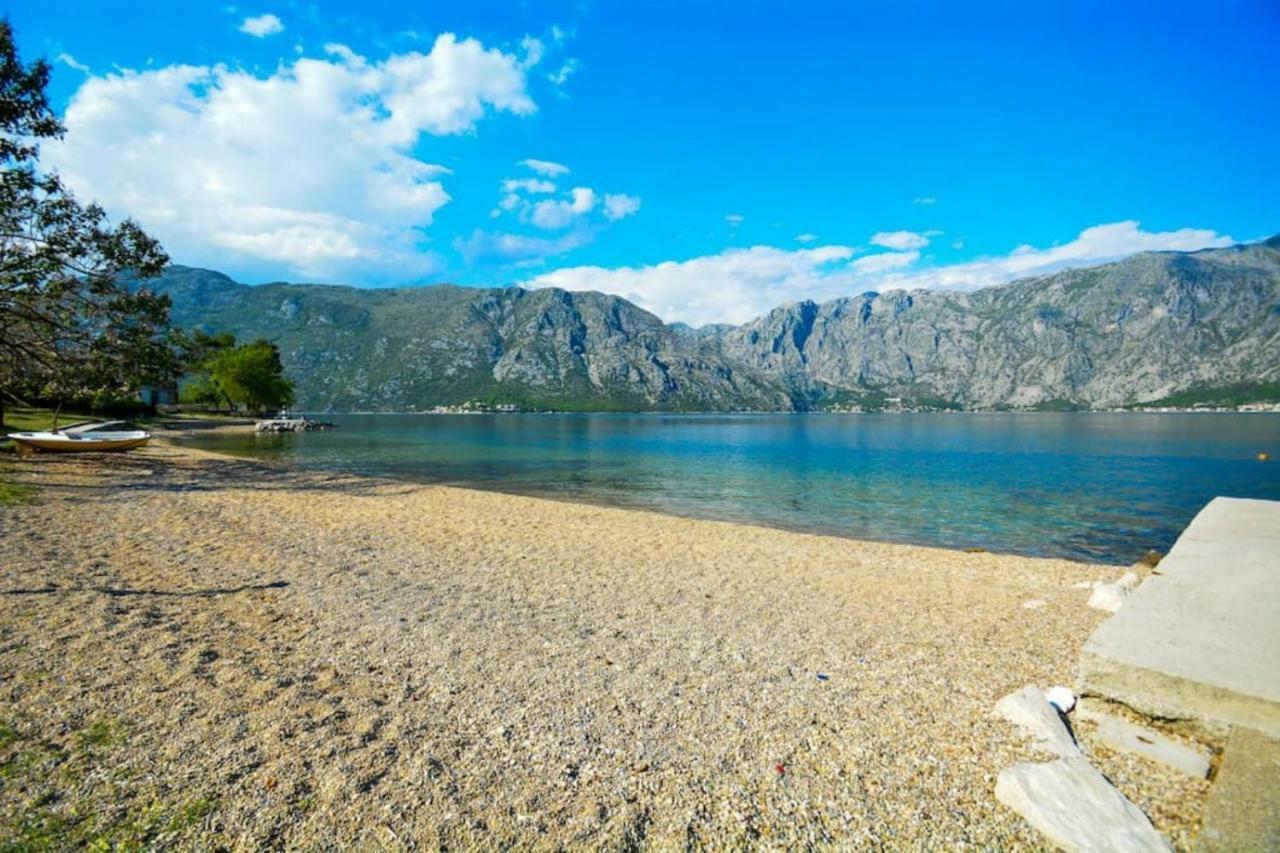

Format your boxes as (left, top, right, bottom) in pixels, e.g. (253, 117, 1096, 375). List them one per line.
(502, 178, 557, 195)
(454, 228, 593, 267)
(521, 221, 1233, 326)
(530, 187, 596, 229)
(469, 171, 638, 266)
(796, 233, 818, 243)
(240, 13, 284, 37)
(726, 214, 744, 226)
(872, 221, 1233, 291)
(521, 158, 569, 177)
(56, 53, 90, 73)
(46, 34, 537, 282)
(912, 196, 936, 206)
(526, 245, 857, 326)
(549, 59, 580, 86)
(518, 36, 545, 69)
(603, 193, 641, 221)
(870, 229, 930, 250)
(850, 250, 919, 274)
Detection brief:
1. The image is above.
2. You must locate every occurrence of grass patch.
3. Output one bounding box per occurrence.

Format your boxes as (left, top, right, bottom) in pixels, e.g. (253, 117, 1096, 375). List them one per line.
(2, 794, 219, 852)
(76, 720, 124, 752)
(0, 480, 36, 506)
(0, 715, 216, 850)
(0, 408, 95, 433)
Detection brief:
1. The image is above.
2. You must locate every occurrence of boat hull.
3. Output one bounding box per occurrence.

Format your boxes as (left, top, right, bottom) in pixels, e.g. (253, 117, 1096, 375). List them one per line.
(10, 435, 150, 454)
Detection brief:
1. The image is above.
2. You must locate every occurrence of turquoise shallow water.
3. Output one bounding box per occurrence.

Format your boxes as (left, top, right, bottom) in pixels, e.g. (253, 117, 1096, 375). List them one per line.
(180, 412, 1280, 564)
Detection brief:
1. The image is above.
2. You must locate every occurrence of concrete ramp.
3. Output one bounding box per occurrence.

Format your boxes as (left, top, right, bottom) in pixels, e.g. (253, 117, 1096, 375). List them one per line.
(1079, 497, 1280, 739)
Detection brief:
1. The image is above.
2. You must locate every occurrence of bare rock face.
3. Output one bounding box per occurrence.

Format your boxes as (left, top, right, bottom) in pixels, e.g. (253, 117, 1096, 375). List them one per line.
(717, 239, 1280, 410)
(137, 237, 1280, 412)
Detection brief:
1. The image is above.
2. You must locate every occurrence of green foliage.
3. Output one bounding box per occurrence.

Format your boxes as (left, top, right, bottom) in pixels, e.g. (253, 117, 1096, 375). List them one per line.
(175, 332, 295, 414)
(0, 20, 176, 416)
(207, 339, 295, 414)
(1134, 381, 1280, 409)
(0, 479, 36, 506)
(1030, 398, 1085, 412)
(0, 715, 217, 850)
(178, 374, 226, 409)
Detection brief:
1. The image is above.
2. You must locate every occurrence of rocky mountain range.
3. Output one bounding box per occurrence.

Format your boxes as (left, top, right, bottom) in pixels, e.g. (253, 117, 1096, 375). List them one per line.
(136, 236, 1280, 411)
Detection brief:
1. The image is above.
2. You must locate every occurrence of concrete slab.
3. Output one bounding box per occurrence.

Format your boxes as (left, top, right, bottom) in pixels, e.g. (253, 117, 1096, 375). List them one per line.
(1077, 705, 1212, 779)
(1196, 727, 1280, 851)
(1079, 497, 1280, 740)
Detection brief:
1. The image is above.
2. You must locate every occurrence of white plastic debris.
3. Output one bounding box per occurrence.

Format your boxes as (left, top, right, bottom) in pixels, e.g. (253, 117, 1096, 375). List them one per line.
(1045, 686, 1077, 714)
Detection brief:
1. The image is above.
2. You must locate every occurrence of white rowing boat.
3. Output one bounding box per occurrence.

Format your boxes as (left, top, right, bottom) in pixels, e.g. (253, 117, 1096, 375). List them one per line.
(8, 422, 150, 454)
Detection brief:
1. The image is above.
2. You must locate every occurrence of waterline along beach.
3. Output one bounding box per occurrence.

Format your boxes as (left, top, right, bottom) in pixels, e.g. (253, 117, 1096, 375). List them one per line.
(0, 439, 1214, 848)
(179, 411, 1280, 564)
(3, 1, 1280, 848)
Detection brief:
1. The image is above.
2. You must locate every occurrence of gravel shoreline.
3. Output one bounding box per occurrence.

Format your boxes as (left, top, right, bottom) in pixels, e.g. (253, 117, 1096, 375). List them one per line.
(0, 441, 1208, 848)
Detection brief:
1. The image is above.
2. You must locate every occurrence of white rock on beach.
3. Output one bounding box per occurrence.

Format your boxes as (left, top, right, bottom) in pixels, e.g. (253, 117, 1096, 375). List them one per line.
(995, 685, 1079, 758)
(1088, 581, 1129, 613)
(996, 757, 1173, 852)
(1086, 570, 1144, 612)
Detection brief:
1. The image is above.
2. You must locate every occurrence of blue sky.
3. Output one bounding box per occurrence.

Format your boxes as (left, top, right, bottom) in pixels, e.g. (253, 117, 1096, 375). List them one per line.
(9, 0, 1280, 324)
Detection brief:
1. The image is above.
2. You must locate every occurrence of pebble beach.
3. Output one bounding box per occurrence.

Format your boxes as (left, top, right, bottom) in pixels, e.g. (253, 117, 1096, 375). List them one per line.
(0, 439, 1210, 848)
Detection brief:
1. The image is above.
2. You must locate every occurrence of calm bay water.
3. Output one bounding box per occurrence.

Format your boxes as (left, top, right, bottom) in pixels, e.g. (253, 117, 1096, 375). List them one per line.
(181, 413, 1280, 564)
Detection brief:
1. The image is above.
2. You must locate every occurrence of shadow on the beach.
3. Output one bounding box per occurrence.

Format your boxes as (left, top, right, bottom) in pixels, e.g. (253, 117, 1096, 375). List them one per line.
(1, 580, 290, 597)
(8, 450, 420, 500)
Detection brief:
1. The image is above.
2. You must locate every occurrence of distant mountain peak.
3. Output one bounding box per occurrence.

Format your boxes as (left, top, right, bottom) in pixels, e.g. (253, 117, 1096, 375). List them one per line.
(141, 237, 1280, 412)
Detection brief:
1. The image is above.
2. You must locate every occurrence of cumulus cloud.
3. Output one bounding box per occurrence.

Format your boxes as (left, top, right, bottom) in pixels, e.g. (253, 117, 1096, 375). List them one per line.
(725, 214, 744, 226)
(240, 13, 284, 37)
(796, 233, 818, 243)
(523, 221, 1234, 326)
(850, 250, 919, 274)
(526, 245, 857, 325)
(870, 229, 930, 250)
(530, 187, 597, 229)
(467, 164, 639, 267)
(521, 158, 570, 177)
(603, 193, 641, 221)
(46, 34, 537, 282)
(872, 221, 1233, 291)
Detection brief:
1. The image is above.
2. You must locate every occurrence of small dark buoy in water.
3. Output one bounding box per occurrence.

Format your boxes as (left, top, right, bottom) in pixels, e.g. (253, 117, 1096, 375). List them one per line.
(1259, 452, 1271, 462)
